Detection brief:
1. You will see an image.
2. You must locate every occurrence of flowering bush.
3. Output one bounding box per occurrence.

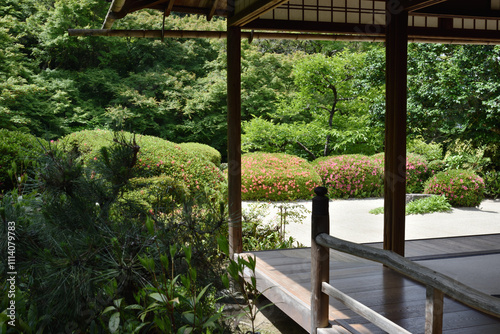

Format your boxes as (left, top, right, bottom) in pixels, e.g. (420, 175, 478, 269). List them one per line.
(424, 169, 485, 207)
(241, 152, 321, 201)
(313, 153, 432, 198)
(313, 154, 384, 198)
(406, 153, 431, 193)
(61, 130, 227, 202)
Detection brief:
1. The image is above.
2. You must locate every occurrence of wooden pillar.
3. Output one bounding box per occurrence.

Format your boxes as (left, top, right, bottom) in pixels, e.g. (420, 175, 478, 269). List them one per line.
(311, 187, 330, 333)
(384, 8, 408, 256)
(227, 25, 242, 256)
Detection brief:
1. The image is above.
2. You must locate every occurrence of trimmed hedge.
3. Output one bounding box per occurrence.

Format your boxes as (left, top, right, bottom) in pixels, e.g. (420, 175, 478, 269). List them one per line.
(314, 154, 384, 198)
(61, 130, 226, 201)
(424, 169, 485, 207)
(0, 129, 47, 191)
(241, 152, 321, 201)
(178, 142, 221, 166)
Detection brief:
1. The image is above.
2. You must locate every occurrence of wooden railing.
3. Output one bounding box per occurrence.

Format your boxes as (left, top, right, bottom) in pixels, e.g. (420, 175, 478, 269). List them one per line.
(310, 187, 500, 334)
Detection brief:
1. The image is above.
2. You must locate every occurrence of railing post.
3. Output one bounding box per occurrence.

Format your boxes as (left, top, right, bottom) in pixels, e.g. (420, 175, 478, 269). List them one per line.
(311, 186, 330, 333)
(425, 286, 444, 334)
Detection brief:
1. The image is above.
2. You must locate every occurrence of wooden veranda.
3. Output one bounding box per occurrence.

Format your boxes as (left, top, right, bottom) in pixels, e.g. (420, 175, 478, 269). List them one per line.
(71, 1, 500, 332)
(245, 234, 500, 333)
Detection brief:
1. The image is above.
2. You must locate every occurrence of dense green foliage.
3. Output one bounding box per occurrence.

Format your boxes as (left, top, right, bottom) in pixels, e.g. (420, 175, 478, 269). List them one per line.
(242, 51, 385, 160)
(0, 136, 228, 332)
(424, 170, 485, 207)
(2, 0, 498, 168)
(241, 152, 321, 201)
(0, 130, 46, 191)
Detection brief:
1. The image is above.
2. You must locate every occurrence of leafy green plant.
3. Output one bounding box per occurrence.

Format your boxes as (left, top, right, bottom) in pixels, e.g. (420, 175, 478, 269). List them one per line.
(314, 154, 384, 198)
(218, 237, 273, 334)
(369, 195, 452, 215)
(102, 225, 226, 334)
(241, 152, 321, 201)
(405, 195, 452, 215)
(483, 170, 500, 199)
(241, 202, 307, 250)
(368, 206, 384, 215)
(424, 169, 485, 207)
(443, 140, 491, 173)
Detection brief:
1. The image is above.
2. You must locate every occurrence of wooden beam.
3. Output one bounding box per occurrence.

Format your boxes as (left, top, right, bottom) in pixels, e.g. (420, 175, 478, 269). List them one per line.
(228, 0, 290, 27)
(102, 0, 126, 29)
(384, 7, 408, 257)
(401, 0, 449, 12)
(207, 0, 220, 21)
(227, 25, 242, 257)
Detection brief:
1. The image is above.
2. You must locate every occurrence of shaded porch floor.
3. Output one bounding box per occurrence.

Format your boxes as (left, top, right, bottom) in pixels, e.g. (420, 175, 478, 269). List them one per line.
(245, 234, 500, 333)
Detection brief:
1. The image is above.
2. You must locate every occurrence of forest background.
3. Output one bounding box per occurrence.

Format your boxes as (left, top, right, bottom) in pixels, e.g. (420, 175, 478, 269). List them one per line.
(1, 0, 499, 171)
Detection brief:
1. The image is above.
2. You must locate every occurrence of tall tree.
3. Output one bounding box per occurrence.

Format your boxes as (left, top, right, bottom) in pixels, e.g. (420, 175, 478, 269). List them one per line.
(243, 50, 384, 160)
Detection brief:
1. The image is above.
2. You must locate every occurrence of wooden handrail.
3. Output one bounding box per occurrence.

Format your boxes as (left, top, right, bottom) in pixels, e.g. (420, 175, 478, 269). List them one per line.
(315, 233, 500, 318)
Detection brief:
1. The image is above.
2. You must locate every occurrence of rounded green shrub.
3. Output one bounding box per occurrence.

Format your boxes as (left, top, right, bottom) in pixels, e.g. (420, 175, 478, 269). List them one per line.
(61, 130, 226, 201)
(241, 152, 321, 201)
(314, 154, 384, 198)
(424, 169, 485, 207)
(121, 175, 190, 214)
(178, 142, 221, 166)
(0, 129, 47, 191)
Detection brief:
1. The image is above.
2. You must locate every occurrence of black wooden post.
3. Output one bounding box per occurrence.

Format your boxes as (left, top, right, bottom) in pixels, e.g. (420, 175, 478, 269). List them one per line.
(227, 24, 242, 257)
(311, 186, 330, 333)
(384, 7, 408, 256)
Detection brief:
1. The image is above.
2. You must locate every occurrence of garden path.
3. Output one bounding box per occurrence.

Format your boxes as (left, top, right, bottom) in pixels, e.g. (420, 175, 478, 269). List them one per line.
(243, 199, 500, 247)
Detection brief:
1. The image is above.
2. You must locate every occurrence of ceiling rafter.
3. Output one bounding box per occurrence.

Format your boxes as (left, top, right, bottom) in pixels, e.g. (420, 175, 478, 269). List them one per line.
(228, 0, 289, 27)
(207, 0, 220, 21)
(401, 0, 449, 12)
(164, 0, 175, 17)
